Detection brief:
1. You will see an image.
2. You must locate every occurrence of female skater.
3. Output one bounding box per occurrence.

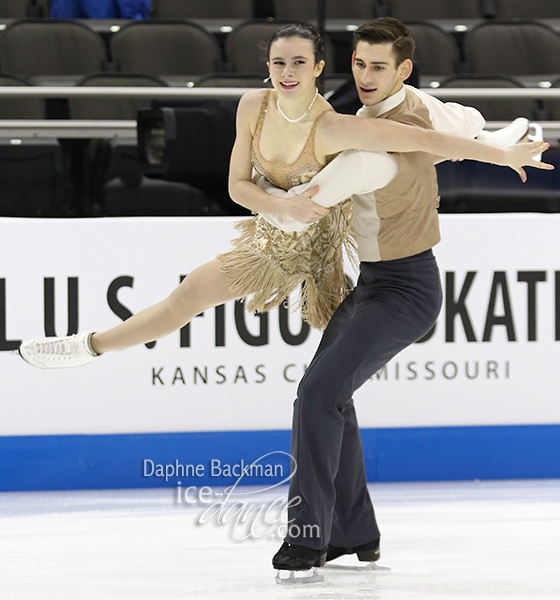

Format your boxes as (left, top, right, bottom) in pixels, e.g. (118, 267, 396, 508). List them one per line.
(19, 24, 551, 369)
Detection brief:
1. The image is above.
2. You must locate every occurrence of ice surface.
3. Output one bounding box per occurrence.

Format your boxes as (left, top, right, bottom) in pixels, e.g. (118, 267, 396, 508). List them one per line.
(0, 480, 559, 599)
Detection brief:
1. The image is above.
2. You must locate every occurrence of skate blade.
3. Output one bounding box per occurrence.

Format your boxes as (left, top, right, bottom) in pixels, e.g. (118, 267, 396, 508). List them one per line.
(324, 562, 391, 574)
(275, 568, 324, 585)
(364, 562, 391, 573)
(528, 123, 544, 161)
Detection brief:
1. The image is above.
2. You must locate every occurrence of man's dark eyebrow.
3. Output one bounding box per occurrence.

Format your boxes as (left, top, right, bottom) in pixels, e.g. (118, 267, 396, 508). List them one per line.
(355, 58, 390, 66)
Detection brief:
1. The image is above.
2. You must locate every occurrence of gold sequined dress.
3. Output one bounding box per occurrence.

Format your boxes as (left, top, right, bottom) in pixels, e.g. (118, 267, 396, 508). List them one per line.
(217, 91, 356, 329)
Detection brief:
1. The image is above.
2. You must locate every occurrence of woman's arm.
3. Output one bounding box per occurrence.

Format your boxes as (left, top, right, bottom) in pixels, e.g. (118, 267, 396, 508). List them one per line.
(256, 150, 399, 232)
(228, 91, 329, 222)
(318, 113, 552, 181)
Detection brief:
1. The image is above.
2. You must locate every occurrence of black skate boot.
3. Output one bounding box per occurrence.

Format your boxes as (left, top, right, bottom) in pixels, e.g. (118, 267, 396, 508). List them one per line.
(273, 542, 327, 585)
(326, 537, 381, 563)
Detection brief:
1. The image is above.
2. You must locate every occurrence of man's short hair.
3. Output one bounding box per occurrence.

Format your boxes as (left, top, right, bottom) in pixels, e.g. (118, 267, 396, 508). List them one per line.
(353, 17, 415, 66)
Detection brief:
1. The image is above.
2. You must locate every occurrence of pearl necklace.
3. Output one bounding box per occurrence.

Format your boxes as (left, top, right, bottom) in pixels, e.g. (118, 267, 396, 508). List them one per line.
(276, 88, 318, 123)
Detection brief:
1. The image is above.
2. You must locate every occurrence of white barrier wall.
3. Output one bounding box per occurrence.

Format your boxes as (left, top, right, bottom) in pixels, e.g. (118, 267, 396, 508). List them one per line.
(1, 214, 560, 437)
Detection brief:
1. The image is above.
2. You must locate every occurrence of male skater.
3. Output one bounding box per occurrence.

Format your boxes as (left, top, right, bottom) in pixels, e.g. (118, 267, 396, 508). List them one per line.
(272, 17, 543, 580)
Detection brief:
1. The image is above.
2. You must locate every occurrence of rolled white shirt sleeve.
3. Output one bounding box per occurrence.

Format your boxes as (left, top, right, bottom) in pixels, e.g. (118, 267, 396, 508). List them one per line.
(405, 85, 486, 138)
(257, 150, 398, 232)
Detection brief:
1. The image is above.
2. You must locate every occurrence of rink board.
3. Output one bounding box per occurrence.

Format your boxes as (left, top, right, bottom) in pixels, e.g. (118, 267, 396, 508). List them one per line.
(1, 215, 560, 491)
(1, 425, 560, 491)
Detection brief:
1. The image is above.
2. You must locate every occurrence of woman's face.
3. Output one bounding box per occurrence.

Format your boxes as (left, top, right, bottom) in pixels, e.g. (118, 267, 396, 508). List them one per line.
(267, 36, 324, 97)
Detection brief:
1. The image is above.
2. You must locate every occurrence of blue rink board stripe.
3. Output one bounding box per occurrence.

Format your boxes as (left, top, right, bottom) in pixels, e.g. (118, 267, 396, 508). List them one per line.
(1, 424, 559, 491)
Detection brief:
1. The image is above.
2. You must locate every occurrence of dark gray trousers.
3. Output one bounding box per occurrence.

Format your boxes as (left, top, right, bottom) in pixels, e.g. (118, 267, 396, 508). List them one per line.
(285, 249, 443, 549)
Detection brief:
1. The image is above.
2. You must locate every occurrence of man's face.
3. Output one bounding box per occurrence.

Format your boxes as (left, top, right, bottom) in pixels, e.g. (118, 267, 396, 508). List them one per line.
(351, 41, 408, 106)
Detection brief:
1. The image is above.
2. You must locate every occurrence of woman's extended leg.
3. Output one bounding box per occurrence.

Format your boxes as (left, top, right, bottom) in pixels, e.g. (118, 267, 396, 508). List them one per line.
(19, 259, 243, 368)
(91, 259, 240, 354)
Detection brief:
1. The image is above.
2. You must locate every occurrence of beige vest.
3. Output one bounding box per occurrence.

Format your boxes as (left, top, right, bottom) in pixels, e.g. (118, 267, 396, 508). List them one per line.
(353, 87, 441, 262)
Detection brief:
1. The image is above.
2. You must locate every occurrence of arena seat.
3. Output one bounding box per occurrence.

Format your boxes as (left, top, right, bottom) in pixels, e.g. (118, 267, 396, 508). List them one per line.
(110, 21, 223, 83)
(225, 20, 338, 76)
(0, 71, 67, 216)
(542, 76, 560, 121)
(0, 19, 108, 82)
(493, 0, 560, 19)
(0, 74, 46, 119)
(0, 0, 49, 17)
(406, 22, 463, 77)
(437, 75, 540, 121)
(272, 0, 380, 20)
(68, 72, 168, 120)
(0, 139, 67, 216)
(384, 0, 487, 20)
(464, 21, 560, 76)
(150, 0, 254, 19)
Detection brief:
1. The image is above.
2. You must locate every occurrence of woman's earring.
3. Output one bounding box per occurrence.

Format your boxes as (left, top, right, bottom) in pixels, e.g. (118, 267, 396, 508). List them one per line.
(263, 76, 271, 83)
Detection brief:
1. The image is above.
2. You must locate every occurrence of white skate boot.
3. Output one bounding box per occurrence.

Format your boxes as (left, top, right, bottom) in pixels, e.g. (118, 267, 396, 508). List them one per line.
(477, 117, 544, 160)
(477, 117, 530, 147)
(19, 332, 99, 369)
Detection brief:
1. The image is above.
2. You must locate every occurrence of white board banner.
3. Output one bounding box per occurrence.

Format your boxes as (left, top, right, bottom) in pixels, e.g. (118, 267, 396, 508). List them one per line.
(1, 214, 559, 436)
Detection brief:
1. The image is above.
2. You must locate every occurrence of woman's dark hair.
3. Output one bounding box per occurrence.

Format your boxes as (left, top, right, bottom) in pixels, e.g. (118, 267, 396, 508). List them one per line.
(266, 23, 325, 64)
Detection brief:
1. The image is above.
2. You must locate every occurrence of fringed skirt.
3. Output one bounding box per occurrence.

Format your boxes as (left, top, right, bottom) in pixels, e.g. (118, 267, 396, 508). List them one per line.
(217, 200, 357, 329)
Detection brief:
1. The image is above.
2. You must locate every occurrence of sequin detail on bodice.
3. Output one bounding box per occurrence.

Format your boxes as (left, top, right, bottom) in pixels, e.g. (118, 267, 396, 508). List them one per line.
(251, 90, 332, 190)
